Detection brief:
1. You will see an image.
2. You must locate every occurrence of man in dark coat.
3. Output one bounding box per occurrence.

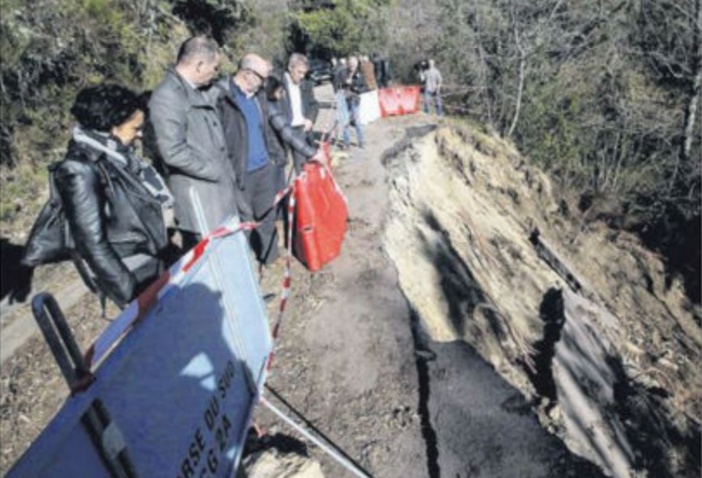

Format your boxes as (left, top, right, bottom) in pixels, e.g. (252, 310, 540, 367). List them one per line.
(148, 36, 241, 250)
(215, 54, 280, 267)
(282, 53, 319, 173)
(216, 54, 319, 268)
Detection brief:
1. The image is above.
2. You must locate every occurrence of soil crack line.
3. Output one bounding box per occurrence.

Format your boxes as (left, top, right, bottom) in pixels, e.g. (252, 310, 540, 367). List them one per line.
(408, 306, 441, 478)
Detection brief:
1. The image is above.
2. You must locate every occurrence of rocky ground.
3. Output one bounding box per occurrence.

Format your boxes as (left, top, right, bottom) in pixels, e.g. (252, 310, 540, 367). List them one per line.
(1, 85, 700, 478)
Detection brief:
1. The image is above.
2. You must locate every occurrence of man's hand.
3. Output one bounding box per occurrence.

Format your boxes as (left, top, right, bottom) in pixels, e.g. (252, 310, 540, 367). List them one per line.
(303, 118, 314, 132)
(308, 148, 330, 167)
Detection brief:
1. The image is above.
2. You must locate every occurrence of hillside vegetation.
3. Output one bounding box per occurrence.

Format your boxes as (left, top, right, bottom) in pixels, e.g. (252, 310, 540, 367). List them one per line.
(1, 0, 700, 302)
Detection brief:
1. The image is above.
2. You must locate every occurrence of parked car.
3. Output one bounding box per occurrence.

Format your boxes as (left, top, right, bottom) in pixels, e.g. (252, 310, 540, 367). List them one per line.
(307, 58, 333, 85)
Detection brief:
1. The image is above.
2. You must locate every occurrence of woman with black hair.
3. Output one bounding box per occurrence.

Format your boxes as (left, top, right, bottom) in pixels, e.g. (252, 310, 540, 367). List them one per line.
(52, 83, 171, 306)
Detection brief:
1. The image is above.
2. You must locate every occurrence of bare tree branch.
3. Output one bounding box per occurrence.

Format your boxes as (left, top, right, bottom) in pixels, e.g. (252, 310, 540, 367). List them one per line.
(681, 0, 702, 163)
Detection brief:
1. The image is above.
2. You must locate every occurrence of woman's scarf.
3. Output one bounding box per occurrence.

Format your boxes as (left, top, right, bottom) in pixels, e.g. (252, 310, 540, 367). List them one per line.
(72, 125, 174, 208)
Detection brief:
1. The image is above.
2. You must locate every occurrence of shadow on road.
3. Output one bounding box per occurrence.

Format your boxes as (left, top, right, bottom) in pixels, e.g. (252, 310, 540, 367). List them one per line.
(1, 237, 33, 306)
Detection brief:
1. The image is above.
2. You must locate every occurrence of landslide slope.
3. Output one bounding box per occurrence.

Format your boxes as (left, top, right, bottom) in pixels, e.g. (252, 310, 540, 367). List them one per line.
(383, 121, 701, 478)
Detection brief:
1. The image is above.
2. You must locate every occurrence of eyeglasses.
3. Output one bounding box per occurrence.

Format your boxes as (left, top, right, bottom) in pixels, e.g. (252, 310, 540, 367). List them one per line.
(247, 69, 267, 83)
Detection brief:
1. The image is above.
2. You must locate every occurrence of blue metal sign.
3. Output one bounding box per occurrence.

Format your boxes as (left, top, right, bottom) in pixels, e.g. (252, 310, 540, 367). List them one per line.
(8, 221, 272, 477)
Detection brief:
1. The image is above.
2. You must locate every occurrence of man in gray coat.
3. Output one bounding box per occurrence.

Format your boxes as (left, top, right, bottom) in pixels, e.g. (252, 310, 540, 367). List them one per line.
(148, 36, 241, 250)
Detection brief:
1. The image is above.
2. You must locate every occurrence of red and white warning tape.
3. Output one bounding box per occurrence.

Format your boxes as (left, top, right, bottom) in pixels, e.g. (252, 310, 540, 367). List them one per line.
(85, 141, 335, 370)
(84, 181, 300, 369)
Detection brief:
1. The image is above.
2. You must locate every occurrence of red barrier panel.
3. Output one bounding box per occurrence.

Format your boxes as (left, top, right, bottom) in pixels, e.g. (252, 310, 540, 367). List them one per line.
(378, 87, 403, 117)
(398, 86, 421, 114)
(294, 162, 348, 272)
(378, 86, 422, 117)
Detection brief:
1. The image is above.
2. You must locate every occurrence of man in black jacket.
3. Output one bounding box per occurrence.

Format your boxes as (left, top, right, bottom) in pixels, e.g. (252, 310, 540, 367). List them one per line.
(282, 53, 319, 173)
(215, 54, 279, 266)
(216, 54, 317, 268)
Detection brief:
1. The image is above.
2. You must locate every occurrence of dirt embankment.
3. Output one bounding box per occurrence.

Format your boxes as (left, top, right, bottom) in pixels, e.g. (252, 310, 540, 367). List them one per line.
(251, 115, 623, 478)
(383, 121, 701, 478)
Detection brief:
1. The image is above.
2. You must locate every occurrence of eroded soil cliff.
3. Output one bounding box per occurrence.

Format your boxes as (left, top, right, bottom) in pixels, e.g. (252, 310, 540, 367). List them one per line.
(383, 121, 701, 478)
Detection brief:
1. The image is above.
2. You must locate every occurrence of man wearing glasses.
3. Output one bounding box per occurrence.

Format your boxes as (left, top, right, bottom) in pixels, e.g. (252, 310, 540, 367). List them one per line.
(282, 53, 319, 173)
(216, 53, 284, 268)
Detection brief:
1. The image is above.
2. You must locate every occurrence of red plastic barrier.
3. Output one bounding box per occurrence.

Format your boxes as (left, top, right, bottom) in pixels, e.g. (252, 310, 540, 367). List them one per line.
(378, 86, 422, 117)
(378, 88, 403, 117)
(398, 86, 421, 114)
(294, 162, 348, 272)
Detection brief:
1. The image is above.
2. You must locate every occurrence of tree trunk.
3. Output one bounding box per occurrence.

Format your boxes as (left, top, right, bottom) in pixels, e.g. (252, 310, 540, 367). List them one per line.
(508, 6, 526, 138)
(681, 0, 702, 164)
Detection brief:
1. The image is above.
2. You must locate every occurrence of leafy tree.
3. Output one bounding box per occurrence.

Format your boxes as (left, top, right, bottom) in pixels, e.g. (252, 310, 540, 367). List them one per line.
(170, 0, 252, 46)
(287, 0, 393, 57)
(421, 0, 700, 301)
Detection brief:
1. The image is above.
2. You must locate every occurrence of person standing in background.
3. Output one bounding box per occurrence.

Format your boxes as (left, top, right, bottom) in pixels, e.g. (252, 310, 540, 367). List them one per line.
(360, 55, 378, 91)
(373, 53, 393, 88)
(342, 56, 367, 149)
(421, 58, 443, 116)
(332, 57, 351, 150)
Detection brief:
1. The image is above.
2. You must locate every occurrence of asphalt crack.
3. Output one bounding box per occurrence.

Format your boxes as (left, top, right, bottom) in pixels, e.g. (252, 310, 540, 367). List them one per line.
(408, 305, 441, 478)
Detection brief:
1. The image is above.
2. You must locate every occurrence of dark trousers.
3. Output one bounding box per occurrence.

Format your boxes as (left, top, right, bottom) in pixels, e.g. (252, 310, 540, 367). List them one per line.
(274, 163, 289, 220)
(180, 230, 202, 252)
(291, 125, 311, 174)
(242, 162, 279, 265)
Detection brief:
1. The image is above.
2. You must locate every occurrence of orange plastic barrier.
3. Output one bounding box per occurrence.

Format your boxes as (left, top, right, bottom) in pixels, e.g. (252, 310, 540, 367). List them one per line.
(293, 161, 348, 272)
(378, 86, 421, 117)
(398, 86, 421, 114)
(378, 88, 403, 117)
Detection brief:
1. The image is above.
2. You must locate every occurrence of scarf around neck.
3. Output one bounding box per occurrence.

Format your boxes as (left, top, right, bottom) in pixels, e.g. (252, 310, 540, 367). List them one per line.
(72, 125, 174, 208)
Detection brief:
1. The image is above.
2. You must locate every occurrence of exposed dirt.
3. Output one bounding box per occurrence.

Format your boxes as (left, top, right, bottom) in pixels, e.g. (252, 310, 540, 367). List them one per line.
(382, 122, 701, 478)
(1, 85, 700, 478)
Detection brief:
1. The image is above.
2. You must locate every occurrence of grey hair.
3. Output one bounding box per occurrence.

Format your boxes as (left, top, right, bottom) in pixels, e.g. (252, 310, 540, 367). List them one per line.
(239, 55, 256, 71)
(176, 36, 219, 65)
(288, 53, 309, 69)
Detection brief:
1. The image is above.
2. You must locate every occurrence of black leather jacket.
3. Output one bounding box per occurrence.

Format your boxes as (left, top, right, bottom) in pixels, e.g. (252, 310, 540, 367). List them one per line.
(268, 99, 317, 167)
(54, 139, 168, 304)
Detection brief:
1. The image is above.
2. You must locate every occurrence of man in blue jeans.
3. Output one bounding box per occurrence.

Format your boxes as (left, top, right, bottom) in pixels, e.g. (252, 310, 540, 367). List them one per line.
(342, 56, 367, 149)
(421, 59, 443, 116)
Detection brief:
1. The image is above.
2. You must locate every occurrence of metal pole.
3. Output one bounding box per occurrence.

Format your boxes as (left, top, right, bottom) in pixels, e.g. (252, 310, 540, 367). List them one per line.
(31, 292, 91, 389)
(260, 396, 373, 478)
